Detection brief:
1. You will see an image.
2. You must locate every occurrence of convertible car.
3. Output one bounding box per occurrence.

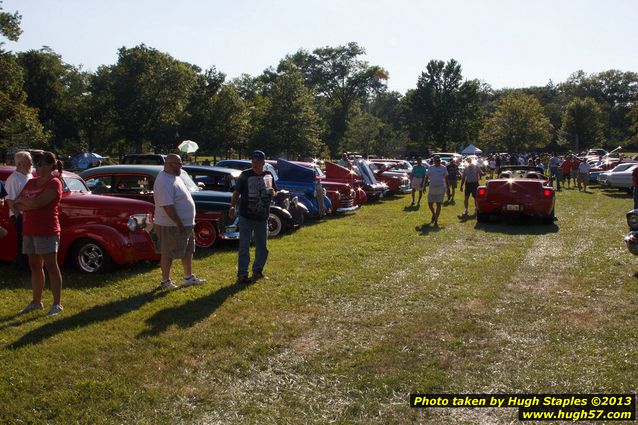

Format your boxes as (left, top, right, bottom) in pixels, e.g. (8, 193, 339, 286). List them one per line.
(475, 166, 556, 224)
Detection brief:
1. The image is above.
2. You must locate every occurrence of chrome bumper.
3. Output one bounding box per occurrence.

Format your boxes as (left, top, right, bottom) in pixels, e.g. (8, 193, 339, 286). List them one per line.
(624, 231, 638, 255)
(336, 205, 359, 213)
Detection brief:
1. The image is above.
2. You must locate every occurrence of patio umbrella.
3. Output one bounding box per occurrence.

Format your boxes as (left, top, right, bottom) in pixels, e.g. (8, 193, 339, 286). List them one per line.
(178, 140, 199, 154)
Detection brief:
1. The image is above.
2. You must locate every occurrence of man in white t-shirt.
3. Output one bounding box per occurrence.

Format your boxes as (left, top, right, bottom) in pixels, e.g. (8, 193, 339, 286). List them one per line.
(424, 156, 449, 226)
(153, 154, 205, 289)
(577, 159, 591, 192)
(5, 151, 33, 268)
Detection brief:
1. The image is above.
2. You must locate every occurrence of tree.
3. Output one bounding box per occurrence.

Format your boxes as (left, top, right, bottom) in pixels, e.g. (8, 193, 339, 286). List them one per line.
(402, 59, 483, 152)
(207, 85, 249, 158)
(0, 4, 47, 153)
(284, 42, 388, 156)
(99, 45, 199, 153)
(560, 97, 606, 151)
(261, 63, 324, 158)
(480, 92, 553, 152)
(341, 108, 407, 158)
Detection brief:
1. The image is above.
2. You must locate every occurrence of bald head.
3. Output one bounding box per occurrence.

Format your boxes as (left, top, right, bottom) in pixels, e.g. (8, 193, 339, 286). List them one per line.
(164, 154, 183, 176)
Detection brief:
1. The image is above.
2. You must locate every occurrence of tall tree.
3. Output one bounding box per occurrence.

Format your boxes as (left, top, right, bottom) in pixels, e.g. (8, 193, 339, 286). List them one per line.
(560, 97, 606, 151)
(480, 92, 553, 152)
(0, 4, 47, 153)
(402, 59, 483, 152)
(99, 44, 199, 153)
(284, 42, 388, 157)
(261, 63, 324, 158)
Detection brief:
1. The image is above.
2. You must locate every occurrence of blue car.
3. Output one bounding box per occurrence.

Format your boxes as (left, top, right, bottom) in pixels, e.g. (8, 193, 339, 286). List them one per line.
(275, 159, 332, 219)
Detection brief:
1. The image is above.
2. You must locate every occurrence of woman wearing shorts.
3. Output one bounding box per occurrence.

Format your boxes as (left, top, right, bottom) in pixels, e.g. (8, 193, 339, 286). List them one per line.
(15, 151, 64, 316)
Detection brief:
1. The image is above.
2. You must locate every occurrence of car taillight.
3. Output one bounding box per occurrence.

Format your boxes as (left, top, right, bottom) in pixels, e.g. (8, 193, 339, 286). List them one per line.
(543, 189, 553, 198)
(477, 187, 487, 196)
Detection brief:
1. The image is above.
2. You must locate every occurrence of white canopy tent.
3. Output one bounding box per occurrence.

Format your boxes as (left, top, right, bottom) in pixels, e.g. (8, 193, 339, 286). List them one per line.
(461, 144, 483, 155)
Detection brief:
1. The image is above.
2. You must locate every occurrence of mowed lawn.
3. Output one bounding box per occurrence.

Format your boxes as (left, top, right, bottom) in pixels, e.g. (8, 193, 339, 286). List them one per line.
(0, 183, 636, 424)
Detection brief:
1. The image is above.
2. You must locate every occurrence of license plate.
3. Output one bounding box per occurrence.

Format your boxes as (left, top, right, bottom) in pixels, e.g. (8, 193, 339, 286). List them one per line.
(505, 204, 520, 211)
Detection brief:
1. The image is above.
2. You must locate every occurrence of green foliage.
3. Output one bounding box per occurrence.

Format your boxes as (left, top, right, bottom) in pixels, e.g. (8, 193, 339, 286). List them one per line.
(260, 63, 324, 158)
(480, 92, 553, 151)
(0, 1, 21, 43)
(560, 97, 606, 151)
(402, 59, 483, 152)
(341, 108, 407, 158)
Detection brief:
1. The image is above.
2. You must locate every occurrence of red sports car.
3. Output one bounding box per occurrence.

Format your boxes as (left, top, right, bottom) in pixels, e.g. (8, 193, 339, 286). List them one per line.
(475, 166, 556, 224)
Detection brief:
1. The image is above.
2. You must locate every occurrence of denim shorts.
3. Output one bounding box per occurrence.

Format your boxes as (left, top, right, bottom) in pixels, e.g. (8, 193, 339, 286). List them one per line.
(23, 235, 60, 255)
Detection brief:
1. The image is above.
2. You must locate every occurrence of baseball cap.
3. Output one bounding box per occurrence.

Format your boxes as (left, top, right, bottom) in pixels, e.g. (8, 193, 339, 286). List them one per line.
(251, 150, 265, 160)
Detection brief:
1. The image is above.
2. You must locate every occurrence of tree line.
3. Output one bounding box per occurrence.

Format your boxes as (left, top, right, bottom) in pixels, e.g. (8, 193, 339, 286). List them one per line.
(1, 5, 638, 162)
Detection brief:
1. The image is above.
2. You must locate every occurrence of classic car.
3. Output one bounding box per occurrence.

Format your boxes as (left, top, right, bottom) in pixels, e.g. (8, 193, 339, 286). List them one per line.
(475, 166, 555, 224)
(604, 164, 638, 192)
(80, 165, 238, 248)
(596, 163, 637, 187)
(0, 166, 159, 273)
(183, 164, 241, 192)
(183, 164, 299, 237)
(324, 159, 388, 202)
(274, 159, 333, 219)
(283, 161, 359, 214)
(367, 161, 411, 194)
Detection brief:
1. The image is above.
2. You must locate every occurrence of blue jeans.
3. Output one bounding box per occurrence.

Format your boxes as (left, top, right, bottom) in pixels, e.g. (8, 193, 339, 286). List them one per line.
(238, 216, 268, 277)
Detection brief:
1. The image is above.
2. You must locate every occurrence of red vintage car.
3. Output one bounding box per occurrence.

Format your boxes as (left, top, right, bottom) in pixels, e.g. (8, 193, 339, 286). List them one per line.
(367, 160, 411, 194)
(475, 166, 556, 224)
(324, 160, 387, 202)
(0, 166, 159, 273)
(287, 161, 360, 213)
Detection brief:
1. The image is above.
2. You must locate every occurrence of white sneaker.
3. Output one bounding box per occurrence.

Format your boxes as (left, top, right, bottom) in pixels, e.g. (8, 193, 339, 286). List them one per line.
(160, 279, 178, 289)
(48, 304, 63, 316)
(20, 302, 43, 314)
(183, 275, 205, 286)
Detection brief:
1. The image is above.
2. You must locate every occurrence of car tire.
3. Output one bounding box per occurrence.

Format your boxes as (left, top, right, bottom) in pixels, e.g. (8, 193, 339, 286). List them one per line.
(268, 212, 287, 237)
(194, 220, 218, 248)
(71, 238, 113, 274)
(476, 212, 489, 223)
(542, 208, 555, 225)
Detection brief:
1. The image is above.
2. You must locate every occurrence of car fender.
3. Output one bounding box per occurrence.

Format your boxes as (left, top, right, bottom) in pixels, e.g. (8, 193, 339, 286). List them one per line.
(270, 205, 293, 221)
(61, 224, 152, 265)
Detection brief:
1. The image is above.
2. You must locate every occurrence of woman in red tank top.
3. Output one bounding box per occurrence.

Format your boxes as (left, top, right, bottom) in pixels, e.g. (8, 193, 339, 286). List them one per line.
(14, 151, 64, 316)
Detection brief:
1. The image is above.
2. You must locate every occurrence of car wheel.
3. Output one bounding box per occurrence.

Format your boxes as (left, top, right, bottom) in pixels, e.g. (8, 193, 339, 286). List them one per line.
(194, 220, 218, 248)
(268, 212, 287, 237)
(71, 239, 113, 274)
(542, 208, 555, 225)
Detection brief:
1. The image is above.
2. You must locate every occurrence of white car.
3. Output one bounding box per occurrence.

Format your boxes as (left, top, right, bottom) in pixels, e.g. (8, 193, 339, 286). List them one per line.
(605, 164, 638, 191)
(597, 163, 637, 186)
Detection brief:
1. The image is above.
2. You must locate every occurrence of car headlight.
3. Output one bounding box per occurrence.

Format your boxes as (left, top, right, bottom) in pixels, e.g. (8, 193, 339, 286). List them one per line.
(627, 211, 638, 230)
(128, 213, 151, 232)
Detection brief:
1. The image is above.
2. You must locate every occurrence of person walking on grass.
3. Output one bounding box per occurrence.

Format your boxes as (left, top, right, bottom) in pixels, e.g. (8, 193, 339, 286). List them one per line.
(229, 150, 277, 284)
(446, 158, 460, 202)
(153, 154, 205, 289)
(424, 156, 449, 226)
(14, 151, 64, 316)
(409, 157, 427, 206)
(577, 158, 591, 192)
(460, 158, 483, 217)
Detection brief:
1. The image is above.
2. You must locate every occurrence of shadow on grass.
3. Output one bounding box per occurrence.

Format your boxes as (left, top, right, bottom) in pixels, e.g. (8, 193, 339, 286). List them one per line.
(602, 191, 632, 199)
(474, 219, 559, 235)
(8, 288, 171, 349)
(404, 204, 421, 212)
(415, 223, 442, 235)
(137, 279, 255, 338)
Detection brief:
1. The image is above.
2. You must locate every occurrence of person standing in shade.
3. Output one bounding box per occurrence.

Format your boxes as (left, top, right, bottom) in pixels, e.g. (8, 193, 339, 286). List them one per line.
(424, 156, 449, 225)
(229, 150, 277, 284)
(153, 154, 205, 289)
(14, 152, 64, 316)
(409, 157, 427, 206)
(5, 151, 33, 269)
(460, 158, 483, 217)
(0, 181, 7, 239)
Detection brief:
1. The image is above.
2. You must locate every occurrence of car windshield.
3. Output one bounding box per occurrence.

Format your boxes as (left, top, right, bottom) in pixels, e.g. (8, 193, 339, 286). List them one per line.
(612, 163, 635, 172)
(179, 170, 201, 192)
(63, 176, 90, 193)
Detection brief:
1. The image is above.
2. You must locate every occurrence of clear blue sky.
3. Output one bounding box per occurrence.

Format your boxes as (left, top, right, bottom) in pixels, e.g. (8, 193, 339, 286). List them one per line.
(3, 0, 637, 94)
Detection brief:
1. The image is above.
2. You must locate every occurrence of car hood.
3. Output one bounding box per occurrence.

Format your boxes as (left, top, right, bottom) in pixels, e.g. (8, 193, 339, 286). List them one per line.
(191, 190, 233, 207)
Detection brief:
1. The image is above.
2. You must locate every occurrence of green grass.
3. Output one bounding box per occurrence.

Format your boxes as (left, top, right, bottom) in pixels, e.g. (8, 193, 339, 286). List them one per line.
(1, 183, 637, 424)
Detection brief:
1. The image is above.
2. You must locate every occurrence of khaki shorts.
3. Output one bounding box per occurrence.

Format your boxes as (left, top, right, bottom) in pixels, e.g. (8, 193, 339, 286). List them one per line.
(23, 235, 60, 255)
(155, 224, 195, 259)
(411, 176, 425, 190)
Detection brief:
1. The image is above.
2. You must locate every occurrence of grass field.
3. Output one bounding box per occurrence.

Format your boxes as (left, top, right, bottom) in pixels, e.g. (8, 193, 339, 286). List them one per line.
(1, 182, 636, 424)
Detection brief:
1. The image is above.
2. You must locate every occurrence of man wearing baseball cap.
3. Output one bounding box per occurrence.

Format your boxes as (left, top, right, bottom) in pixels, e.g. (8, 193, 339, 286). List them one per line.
(229, 150, 277, 284)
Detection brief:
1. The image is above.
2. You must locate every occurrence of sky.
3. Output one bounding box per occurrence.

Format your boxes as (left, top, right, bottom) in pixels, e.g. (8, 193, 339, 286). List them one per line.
(3, 0, 637, 94)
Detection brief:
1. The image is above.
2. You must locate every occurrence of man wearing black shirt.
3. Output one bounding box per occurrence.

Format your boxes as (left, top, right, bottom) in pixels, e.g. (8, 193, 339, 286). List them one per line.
(229, 150, 277, 284)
